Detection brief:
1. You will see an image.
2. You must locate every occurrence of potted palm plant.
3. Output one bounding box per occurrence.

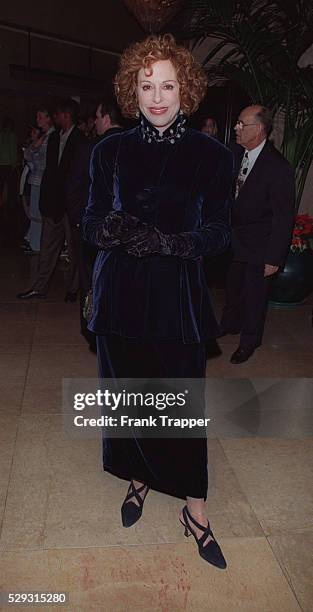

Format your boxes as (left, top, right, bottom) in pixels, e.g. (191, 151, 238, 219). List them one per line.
(269, 213, 313, 305)
(169, 0, 313, 305)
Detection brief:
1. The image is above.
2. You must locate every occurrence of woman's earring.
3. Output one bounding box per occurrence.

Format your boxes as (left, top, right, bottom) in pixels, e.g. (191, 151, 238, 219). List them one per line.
(135, 110, 139, 118)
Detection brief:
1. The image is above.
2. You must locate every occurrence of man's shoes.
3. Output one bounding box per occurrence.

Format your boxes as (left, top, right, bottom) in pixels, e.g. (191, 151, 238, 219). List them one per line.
(64, 292, 77, 303)
(230, 346, 256, 364)
(217, 327, 240, 338)
(17, 289, 46, 300)
(206, 339, 222, 359)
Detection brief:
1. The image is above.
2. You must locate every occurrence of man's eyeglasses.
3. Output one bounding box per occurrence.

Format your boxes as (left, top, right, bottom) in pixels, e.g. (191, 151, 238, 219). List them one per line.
(235, 120, 260, 129)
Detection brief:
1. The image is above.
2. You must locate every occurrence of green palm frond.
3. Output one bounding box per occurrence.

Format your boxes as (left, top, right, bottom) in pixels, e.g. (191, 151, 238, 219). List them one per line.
(169, 0, 313, 209)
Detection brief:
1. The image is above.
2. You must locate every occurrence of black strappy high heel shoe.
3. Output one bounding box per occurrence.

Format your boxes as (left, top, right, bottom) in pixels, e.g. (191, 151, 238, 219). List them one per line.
(121, 480, 150, 528)
(179, 505, 227, 569)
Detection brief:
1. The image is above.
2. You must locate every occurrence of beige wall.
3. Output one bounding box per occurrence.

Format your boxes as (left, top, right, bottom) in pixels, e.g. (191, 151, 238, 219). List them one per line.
(0, 1, 143, 50)
(0, 2, 143, 143)
(0, 1, 143, 90)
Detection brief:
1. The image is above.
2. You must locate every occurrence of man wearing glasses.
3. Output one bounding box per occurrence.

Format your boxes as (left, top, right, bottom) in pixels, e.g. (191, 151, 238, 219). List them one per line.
(219, 105, 295, 363)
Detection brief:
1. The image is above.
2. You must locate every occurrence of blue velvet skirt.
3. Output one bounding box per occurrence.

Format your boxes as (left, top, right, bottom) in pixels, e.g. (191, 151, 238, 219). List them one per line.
(96, 334, 208, 500)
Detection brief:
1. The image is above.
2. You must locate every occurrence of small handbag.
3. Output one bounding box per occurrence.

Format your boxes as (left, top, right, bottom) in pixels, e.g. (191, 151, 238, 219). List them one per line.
(83, 289, 93, 322)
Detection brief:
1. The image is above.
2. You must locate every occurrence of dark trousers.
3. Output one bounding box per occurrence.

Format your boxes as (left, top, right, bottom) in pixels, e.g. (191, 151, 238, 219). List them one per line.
(97, 334, 208, 500)
(79, 238, 97, 348)
(33, 214, 79, 294)
(220, 260, 272, 350)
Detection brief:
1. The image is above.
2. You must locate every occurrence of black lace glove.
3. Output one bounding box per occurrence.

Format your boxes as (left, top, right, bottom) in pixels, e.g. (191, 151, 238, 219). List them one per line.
(95, 211, 143, 248)
(124, 227, 194, 258)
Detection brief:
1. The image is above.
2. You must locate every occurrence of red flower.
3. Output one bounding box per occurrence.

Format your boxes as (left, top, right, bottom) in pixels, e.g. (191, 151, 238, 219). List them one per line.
(292, 215, 313, 248)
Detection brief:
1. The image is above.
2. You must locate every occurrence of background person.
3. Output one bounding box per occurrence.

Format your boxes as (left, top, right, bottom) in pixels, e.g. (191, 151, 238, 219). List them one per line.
(23, 108, 54, 253)
(201, 116, 218, 138)
(219, 105, 295, 363)
(19, 125, 41, 251)
(17, 98, 90, 302)
(80, 96, 123, 352)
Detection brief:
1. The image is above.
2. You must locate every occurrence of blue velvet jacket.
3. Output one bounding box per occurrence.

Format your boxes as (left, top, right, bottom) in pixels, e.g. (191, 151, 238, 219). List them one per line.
(82, 114, 233, 343)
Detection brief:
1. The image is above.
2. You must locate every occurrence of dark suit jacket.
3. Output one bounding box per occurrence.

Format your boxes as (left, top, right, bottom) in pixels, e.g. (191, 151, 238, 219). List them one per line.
(39, 126, 90, 226)
(231, 141, 295, 265)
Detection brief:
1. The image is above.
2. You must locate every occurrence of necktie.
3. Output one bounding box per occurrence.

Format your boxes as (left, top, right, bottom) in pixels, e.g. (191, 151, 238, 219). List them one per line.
(235, 151, 249, 198)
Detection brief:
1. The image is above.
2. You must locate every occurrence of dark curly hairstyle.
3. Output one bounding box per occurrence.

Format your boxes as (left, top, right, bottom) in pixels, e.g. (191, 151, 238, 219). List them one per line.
(114, 34, 207, 118)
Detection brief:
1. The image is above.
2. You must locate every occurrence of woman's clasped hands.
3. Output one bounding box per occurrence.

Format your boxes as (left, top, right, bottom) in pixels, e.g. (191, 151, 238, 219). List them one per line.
(103, 210, 161, 256)
(102, 210, 193, 258)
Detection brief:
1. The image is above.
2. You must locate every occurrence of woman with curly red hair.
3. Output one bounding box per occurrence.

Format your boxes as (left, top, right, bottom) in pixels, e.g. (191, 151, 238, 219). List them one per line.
(83, 34, 233, 569)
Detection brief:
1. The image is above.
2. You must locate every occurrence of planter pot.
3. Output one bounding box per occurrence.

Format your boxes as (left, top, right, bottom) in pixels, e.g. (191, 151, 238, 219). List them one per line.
(269, 250, 313, 308)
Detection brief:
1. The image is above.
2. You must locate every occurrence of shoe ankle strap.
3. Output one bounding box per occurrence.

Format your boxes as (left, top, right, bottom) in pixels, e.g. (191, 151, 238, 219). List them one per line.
(125, 481, 148, 505)
(183, 505, 209, 533)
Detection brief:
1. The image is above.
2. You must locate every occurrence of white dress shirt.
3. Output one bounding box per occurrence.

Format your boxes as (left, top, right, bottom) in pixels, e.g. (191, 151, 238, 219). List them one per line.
(244, 138, 266, 178)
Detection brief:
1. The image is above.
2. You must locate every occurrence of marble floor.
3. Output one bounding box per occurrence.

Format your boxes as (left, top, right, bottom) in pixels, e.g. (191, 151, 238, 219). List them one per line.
(0, 247, 313, 611)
